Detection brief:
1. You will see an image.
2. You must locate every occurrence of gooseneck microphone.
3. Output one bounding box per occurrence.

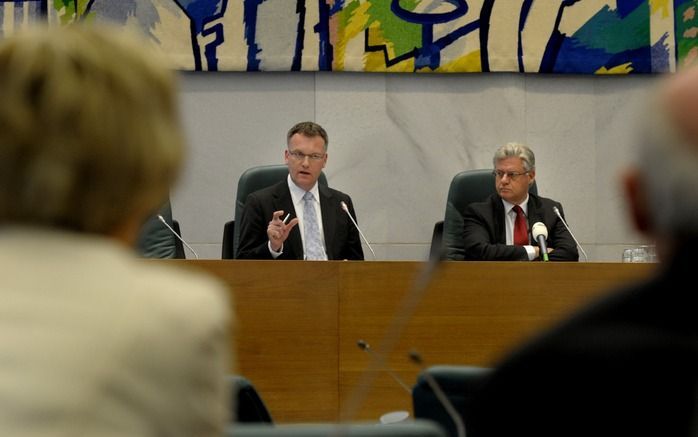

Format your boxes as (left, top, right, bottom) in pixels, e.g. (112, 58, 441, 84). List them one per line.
(356, 340, 412, 394)
(157, 215, 199, 260)
(409, 351, 466, 437)
(340, 201, 376, 260)
(552, 206, 588, 262)
(531, 222, 549, 262)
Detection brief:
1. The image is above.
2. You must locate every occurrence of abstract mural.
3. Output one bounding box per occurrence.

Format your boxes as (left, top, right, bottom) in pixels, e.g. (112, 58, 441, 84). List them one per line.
(1, 0, 697, 74)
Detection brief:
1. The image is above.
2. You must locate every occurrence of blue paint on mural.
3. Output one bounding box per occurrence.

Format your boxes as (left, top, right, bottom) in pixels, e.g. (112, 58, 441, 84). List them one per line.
(0, 0, 688, 73)
(172, 0, 228, 70)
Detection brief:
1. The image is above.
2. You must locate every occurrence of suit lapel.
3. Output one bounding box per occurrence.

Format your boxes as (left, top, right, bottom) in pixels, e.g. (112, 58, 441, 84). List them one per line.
(526, 194, 543, 230)
(491, 195, 507, 244)
(319, 184, 336, 258)
(271, 182, 303, 259)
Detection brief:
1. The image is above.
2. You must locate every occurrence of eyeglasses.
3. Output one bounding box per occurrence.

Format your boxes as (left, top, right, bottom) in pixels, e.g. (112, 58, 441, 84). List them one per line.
(493, 170, 529, 180)
(288, 150, 325, 161)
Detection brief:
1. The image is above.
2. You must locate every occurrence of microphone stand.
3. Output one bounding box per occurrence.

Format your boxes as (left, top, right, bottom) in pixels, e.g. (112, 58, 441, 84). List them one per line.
(157, 215, 199, 260)
(340, 252, 443, 422)
(409, 351, 466, 437)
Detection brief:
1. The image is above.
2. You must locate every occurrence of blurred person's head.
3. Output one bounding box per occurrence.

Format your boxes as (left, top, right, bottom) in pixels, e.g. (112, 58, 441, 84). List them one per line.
(624, 67, 698, 260)
(284, 121, 328, 191)
(0, 24, 183, 243)
(492, 142, 536, 205)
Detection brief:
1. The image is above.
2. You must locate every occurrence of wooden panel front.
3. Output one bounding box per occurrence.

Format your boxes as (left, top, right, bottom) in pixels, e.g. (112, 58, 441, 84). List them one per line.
(167, 260, 655, 423)
(174, 260, 340, 423)
(337, 261, 655, 421)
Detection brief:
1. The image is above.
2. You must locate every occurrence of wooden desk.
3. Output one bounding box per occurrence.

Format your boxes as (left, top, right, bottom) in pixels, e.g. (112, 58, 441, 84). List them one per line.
(169, 260, 655, 423)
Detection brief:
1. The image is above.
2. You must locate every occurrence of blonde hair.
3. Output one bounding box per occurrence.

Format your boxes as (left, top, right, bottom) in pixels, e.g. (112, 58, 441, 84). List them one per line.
(0, 24, 184, 234)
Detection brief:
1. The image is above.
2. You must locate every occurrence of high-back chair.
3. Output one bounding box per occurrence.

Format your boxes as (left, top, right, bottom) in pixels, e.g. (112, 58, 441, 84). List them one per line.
(228, 375, 273, 424)
(412, 365, 493, 437)
(137, 200, 185, 259)
(222, 165, 328, 259)
(439, 169, 538, 260)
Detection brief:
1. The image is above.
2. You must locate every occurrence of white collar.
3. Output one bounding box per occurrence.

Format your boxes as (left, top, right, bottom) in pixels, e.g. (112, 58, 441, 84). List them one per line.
(502, 194, 529, 215)
(287, 174, 320, 201)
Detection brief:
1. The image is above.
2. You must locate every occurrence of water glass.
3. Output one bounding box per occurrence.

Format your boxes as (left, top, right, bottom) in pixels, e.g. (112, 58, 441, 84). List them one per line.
(622, 245, 657, 263)
(632, 246, 649, 262)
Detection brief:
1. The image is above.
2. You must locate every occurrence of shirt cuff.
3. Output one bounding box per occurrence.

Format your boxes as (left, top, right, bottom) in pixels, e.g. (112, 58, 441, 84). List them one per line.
(524, 245, 537, 261)
(268, 241, 283, 259)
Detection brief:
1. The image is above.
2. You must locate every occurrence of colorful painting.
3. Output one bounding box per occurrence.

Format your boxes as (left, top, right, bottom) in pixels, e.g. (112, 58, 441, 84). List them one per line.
(2, 0, 698, 74)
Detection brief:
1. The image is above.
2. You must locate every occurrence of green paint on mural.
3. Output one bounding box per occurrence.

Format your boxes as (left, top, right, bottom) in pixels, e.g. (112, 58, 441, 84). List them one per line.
(365, 0, 422, 55)
(53, 0, 93, 24)
(572, 5, 650, 52)
(339, 0, 361, 30)
(676, 1, 698, 64)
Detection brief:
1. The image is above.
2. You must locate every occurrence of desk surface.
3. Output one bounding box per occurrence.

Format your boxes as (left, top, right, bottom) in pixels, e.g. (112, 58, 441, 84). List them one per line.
(168, 260, 656, 423)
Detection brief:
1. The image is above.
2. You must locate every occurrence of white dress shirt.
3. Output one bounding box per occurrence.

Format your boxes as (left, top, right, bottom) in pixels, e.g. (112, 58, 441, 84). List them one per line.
(269, 175, 327, 259)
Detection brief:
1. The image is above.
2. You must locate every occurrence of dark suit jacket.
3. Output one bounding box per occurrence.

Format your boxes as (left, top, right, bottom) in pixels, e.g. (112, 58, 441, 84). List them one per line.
(236, 180, 364, 260)
(467, 245, 698, 437)
(462, 193, 578, 261)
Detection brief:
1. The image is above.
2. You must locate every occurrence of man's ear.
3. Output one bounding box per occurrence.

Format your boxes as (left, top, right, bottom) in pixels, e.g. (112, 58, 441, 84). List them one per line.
(622, 167, 652, 234)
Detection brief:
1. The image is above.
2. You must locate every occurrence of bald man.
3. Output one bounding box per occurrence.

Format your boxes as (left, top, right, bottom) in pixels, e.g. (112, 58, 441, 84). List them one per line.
(467, 70, 698, 436)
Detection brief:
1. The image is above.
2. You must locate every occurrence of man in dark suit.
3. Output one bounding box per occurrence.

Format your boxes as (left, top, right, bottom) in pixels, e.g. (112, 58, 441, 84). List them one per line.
(462, 143, 578, 261)
(237, 122, 364, 260)
(467, 69, 698, 436)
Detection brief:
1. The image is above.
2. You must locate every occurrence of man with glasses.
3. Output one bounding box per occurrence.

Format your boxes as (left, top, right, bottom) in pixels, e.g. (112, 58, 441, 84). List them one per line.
(462, 143, 578, 261)
(237, 121, 364, 260)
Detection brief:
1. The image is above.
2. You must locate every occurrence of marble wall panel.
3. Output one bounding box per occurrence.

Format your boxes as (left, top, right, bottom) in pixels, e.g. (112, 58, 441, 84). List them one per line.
(173, 72, 657, 261)
(174, 72, 316, 252)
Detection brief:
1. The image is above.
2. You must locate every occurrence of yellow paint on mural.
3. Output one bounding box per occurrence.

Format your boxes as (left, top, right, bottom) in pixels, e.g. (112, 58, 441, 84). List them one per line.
(334, 2, 371, 71)
(650, 0, 671, 18)
(434, 50, 482, 73)
(344, 3, 371, 38)
(363, 51, 415, 72)
(596, 63, 634, 74)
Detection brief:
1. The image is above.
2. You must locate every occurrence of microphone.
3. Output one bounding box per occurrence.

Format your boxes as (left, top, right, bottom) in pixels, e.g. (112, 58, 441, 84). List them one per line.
(552, 206, 588, 262)
(157, 215, 199, 260)
(531, 222, 549, 262)
(340, 200, 376, 260)
(356, 340, 412, 394)
(409, 351, 466, 437)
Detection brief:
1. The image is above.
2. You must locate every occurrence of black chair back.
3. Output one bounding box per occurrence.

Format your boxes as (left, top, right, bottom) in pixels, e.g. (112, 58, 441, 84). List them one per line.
(441, 169, 537, 260)
(229, 375, 273, 424)
(137, 200, 183, 259)
(223, 164, 327, 259)
(412, 365, 492, 437)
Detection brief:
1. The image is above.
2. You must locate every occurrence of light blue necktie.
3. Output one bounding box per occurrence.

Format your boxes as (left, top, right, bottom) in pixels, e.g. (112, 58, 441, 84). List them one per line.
(303, 191, 325, 260)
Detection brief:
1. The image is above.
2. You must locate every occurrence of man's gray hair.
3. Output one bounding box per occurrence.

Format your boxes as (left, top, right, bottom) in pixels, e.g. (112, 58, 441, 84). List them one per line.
(639, 110, 698, 237)
(493, 143, 536, 172)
